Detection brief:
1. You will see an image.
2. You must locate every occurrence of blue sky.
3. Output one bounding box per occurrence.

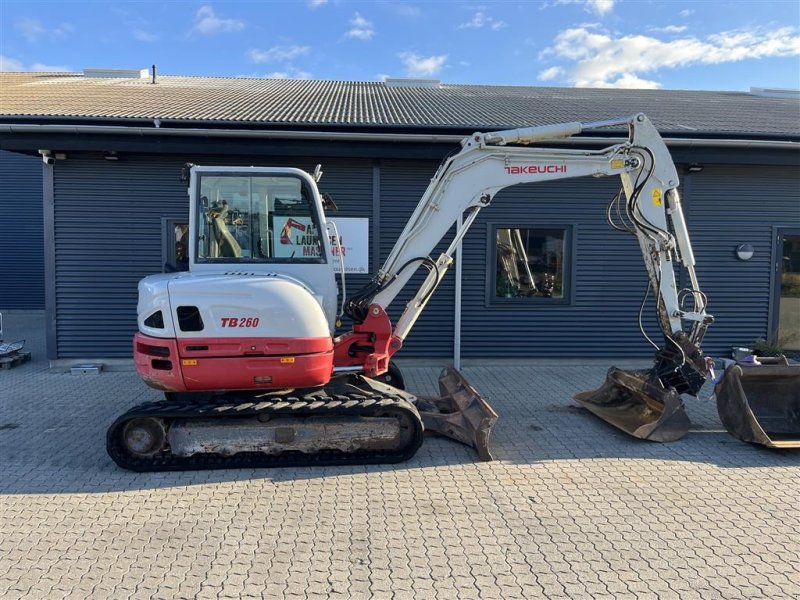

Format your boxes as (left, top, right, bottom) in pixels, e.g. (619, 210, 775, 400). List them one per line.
(1, 1, 799, 91)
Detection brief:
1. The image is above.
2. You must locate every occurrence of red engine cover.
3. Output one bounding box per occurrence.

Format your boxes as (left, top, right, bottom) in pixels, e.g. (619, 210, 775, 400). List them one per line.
(134, 332, 333, 392)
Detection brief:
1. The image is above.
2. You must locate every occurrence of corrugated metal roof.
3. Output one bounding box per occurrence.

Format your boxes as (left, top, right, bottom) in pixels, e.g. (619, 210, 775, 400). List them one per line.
(1, 72, 799, 139)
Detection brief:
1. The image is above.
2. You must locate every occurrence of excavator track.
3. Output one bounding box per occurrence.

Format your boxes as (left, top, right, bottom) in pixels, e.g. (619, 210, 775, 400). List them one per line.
(107, 379, 424, 472)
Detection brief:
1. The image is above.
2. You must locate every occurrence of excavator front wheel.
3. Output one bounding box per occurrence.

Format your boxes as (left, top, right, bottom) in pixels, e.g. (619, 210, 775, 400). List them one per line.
(121, 417, 167, 457)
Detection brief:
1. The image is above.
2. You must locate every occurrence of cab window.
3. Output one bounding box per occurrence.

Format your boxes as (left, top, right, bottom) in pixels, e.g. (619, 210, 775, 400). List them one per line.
(195, 173, 325, 263)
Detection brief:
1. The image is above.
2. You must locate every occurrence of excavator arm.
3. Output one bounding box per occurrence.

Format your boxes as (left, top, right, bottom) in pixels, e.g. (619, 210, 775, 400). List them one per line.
(343, 115, 711, 371)
(338, 113, 713, 443)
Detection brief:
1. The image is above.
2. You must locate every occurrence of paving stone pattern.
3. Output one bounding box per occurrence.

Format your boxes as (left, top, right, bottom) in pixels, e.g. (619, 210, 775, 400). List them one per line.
(1, 311, 798, 599)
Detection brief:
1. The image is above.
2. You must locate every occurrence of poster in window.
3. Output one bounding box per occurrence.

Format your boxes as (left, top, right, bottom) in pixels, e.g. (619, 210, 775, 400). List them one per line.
(271, 216, 369, 273)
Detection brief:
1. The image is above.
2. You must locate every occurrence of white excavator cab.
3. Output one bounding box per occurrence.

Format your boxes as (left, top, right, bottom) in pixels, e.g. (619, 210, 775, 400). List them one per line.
(133, 167, 340, 393)
(188, 166, 339, 325)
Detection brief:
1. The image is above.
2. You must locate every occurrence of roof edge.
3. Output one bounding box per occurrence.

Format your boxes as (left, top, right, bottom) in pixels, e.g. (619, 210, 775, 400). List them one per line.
(2, 122, 799, 151)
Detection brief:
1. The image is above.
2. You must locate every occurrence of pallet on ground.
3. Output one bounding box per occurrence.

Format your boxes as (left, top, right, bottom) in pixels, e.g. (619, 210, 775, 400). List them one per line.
(0, 352, 31, 369)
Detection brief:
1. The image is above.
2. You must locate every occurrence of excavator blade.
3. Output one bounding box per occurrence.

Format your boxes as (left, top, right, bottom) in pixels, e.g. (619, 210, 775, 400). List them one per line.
(714, 358, 800, 448)
(416, 367, 498, 461)
(574, 367, 690, 442)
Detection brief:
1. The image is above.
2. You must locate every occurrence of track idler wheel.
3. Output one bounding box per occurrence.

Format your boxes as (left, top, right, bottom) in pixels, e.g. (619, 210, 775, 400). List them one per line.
(121, 417, 167, 457)
(574, 367, 690, 442)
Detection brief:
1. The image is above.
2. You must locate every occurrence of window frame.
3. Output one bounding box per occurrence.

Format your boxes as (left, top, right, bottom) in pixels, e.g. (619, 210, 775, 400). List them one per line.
(193, 172, 328, 266)
(484, 221, 576, 308)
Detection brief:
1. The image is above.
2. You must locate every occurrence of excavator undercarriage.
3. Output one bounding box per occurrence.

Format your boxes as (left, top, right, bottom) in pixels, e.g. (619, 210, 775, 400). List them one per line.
(108, 368, 497, 472)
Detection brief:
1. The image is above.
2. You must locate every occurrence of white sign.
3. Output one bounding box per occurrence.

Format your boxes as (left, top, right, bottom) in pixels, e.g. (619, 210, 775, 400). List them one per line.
(327, 217, 369, 274)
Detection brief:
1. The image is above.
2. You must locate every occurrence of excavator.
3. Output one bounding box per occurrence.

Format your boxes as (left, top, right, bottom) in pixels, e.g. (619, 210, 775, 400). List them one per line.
(107, 113, 797, 472)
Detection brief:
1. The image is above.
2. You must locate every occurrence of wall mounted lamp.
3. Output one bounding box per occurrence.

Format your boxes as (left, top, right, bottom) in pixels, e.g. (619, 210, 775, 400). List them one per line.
(735, 243, 754, 261)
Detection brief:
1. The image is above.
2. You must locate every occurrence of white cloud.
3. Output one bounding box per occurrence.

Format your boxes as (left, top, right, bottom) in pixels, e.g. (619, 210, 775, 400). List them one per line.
(0, 56, 25, 71)
(346, 12, 375, 40)
(308, 0, 327, 8)
(266, 67, 313, 80)
(680, 9, 694, 17)
(602, 73, 661, 89)
(555, 0, 615, 17)
(540, 25, 800, 88)
(588, 0, 615, 15)
(15, 18, 73, 42)
(247, 45, 310, 64)
(0, 54, 71, 72)
(398, 52, 448, 77)
(133, 29, 158, 42)
(458, 12, 508, 31)
(538, 66, 564, 81)
(193, 5, 245, 35)
(656, 25, 688, 34)
(393, 5, 421, 18)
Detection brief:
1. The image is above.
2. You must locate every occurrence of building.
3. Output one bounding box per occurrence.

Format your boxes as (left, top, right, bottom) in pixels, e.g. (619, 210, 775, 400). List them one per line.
(0, 149, 44, 309)
(0, 70, 798, 365)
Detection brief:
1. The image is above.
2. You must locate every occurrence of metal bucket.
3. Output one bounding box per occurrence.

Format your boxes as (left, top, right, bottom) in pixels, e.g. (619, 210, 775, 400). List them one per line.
(715, 357, 800, 448)
(416, 367, 498, 461)
(574, 367, 690, 442)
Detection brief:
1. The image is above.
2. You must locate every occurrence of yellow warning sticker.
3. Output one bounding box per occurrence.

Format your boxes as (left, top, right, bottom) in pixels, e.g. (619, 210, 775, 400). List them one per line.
(181, 359, 198, 366)
(610, 159, 624, 169)
(652, 188, 663, 207)
(280, 357, 296, 364)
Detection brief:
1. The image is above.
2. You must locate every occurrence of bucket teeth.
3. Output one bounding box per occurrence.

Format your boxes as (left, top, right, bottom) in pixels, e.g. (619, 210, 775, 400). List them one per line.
(574, 367, 690, 442)
(416, 367, 498, 461)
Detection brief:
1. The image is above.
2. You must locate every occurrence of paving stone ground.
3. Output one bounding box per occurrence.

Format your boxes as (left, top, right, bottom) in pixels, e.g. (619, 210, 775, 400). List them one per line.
(1, 310, 798, 599)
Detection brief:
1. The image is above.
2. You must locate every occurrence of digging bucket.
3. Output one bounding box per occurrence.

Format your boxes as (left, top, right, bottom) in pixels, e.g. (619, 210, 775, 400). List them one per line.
(715, 357, 800, 448)
(416, 367, 498, 461)
(574, 367, 690, 442)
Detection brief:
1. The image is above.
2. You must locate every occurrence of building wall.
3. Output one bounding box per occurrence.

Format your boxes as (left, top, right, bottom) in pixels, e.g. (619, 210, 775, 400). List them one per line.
(459, 174, 663, 358)
(0, 150, 44, 309)
(49, 153, 455, 358)
(687, 165, 800, 352)
(48, 152, 799, 360)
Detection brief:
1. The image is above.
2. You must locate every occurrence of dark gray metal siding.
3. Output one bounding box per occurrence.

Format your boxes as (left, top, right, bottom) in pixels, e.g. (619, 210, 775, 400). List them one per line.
(53, 156, 187, 356)
(380, 160, 454, 357)
(460, 176, 664, 358)
(52, 154, 372, 358)
(49, 152, 800, 361)
(458, 166, 800, 358)
(687, 166, 800, 354)
(0, 150, 44, 309)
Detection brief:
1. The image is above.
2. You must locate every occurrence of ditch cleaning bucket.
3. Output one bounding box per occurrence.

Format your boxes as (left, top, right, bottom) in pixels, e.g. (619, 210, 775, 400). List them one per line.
(574, 367, 691, 442)
(715, 356, 800, 448)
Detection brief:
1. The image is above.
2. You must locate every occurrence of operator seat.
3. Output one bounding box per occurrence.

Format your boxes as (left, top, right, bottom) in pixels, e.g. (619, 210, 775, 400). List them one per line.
(209, 202, 242, 258)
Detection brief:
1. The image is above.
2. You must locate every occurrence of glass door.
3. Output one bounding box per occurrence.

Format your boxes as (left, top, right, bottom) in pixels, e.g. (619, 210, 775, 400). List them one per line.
(777, 231, 800, 356)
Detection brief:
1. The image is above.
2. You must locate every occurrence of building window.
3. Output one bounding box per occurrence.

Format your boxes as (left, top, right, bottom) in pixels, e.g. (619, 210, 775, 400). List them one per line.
(162, 218, 189, 272)
(489, 225, 572, 304)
